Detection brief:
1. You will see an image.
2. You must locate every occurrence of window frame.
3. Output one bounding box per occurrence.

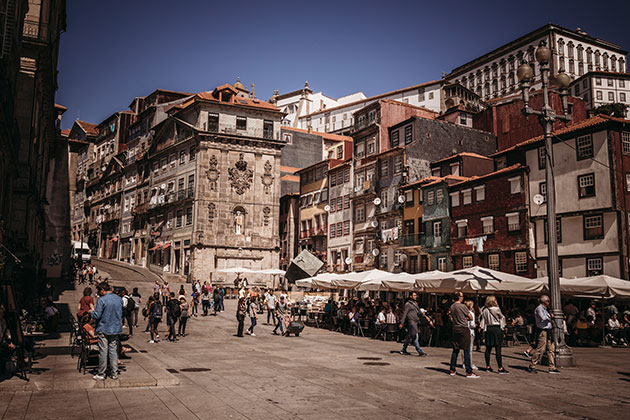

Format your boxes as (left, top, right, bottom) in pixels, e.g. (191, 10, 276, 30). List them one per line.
(583, 214, 604, 240)
(488, 253, 500, 270)
(462, 255, 473, 269)
(577, 173, 596, 198)
(514, 251, 528, 273)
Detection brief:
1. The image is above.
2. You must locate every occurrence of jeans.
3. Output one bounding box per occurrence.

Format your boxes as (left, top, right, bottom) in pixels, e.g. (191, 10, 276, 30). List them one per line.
(178, 316, 188, 335)
(97, 332, 118, 377)
(273, 314, 284, 334)
(450, 348, 472, 374)
(237, 316, 245, 336)
(248, 317, 257, 334)
(202, 300, 209, 316)
(124, 313, 133, 335)
(168, 316, 178, 340)
(218, 297, 224, 311)
(132, 308, 139, 327)
(267, 308, 273, 324)
(402, 324, 424, 354)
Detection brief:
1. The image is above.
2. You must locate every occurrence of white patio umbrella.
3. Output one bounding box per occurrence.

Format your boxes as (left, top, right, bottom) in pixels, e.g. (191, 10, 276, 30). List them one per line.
(450, 266, 545, 294)
(259, 269, 286, 276)
(559, 275, 630, 299)
(295, 272, 344, 290)
(217, 267, 255, 275)
(331, 269, 390, 289)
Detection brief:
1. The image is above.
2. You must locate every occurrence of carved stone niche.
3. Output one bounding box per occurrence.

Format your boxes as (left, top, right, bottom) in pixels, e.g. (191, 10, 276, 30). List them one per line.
(206, 155, 220, 191)
(262, 206, 271, 226)
(207, 203, 216, 224)
(228, 153, 253, 195)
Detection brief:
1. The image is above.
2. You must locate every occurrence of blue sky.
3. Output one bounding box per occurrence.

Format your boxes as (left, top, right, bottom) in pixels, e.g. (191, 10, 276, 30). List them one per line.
(56, 0, 630, 129)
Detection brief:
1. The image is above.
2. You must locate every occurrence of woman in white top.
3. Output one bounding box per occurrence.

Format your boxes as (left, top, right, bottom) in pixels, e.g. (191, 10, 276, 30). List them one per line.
(480, 295, 508, 374)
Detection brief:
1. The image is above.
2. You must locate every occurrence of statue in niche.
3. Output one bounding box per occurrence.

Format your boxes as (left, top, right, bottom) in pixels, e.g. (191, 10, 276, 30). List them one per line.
(207, 203, 216, 224)
(262, 206, 271, 226)
(261, 160, 274, 194)
(206, 155, 220, 191)
(234, 209, 245, 235)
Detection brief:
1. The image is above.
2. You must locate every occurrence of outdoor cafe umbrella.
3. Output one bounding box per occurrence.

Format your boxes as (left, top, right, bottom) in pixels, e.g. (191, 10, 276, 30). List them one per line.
(331, 269, 390, 289)
(448, 266, 546, 295)
(558, 275, 630, 299)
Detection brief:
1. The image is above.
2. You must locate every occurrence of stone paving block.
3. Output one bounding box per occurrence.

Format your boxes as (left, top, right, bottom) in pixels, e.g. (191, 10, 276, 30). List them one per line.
(86, 388, 127, 419)
(2, 391, 31, 419)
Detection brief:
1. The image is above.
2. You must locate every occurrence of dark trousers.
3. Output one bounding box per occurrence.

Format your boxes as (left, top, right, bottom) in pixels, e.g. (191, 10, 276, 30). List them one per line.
(202, 301, 209, 316)
(237, 316, 245, 337)
(178, 316, 188, 335)
(124, 313, 133, 335)
(168, 316, 178, 340)
(450, 348, 472, 374)
(485, 344, 503, 368)
(248, 317, 257, 333)
(267, 308, 273, 324)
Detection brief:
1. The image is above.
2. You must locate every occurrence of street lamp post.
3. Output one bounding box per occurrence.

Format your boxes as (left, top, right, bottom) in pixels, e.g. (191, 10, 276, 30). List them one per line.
(517, 41, 576, 367)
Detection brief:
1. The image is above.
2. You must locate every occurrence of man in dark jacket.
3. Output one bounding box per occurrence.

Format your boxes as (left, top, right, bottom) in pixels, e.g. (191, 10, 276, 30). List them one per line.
(399, 292, 427, 356)
(166, 292, 181, 342)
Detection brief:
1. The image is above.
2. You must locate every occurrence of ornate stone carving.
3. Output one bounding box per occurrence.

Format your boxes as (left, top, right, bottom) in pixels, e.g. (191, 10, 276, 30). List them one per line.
(207, 203, 216, 224)
(206, 155, 220, 191)
(261, 160, 274, 194)
(228, 153, 253, 195)
(262, 206, 271, 226)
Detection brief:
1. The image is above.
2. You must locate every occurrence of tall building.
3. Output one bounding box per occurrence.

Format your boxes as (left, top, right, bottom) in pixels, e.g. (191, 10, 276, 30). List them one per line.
(570, 71, 630, 119)
(448, 24, 627, 102)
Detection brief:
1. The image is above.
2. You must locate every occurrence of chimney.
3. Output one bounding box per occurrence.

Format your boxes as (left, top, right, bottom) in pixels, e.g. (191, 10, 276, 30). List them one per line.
(308, 126, 313, 133)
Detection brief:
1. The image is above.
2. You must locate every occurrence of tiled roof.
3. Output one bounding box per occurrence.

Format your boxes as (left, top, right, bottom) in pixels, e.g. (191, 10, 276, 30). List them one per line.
(378, 99, 439, 115)
(431, 152, 493, 166)
(195, 90, 280, 111)
(492, 114, 630, 156)
(301, 80, 442, 118)
(401, 176, 442, 190)
(76, 120, 99, 136)
(61, 129, 70, 136)
(54, 103, 67, 110)
(423, 174, 472, 187)
(281, 126, 352, 141)
(450, 164, 524, 188)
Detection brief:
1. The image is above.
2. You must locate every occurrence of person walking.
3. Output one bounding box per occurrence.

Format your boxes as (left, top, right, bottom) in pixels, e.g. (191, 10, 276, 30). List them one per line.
(166, 292, 181, 342)
(529, 295, 560, 374)
(480, 296, 508, 374)
(147, 294, 162, 343)
(246, 296, 259, 336)
(131, 288, 142, 327)
(121, 288, 135, 335)
(213, 286, 221, 315)
(178, 297, 189, 337)
(161, 281, 170, 306)
(90, 282, 123, 380)
(449, 291, 478, 378)
(219, 288, 225, 312)
(201, 288, 210, 316)
(265, 291, 277, 325)
(460, 300, 478, 370)
(398, 292, 427, 356)
(273, 295, 288, 336)
(236, 297, 247, 337)
(190, 291, 199, 317)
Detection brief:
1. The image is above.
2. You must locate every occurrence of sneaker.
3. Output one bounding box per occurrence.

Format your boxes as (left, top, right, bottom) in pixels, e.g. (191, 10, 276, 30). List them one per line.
(245, 331, 251, 335)
(148, 339, 156, 343)
(548, 369, 561, 374)
(485, 366, 494, 372)
(498, 368, 509, 375)
(471, 364, 478, 370)
(93, 374, 106, 381)
(250, 333, 256, 337)
(110, 374, 118, 380)
(527, 366, 536, 374)
(417, 352, 427, 357)
(466, 373, 480, 379)
(449, 370, 456, 376)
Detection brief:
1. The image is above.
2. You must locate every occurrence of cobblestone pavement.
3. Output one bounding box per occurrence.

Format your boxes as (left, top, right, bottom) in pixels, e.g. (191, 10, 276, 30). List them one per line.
(1, 259, 629, 419)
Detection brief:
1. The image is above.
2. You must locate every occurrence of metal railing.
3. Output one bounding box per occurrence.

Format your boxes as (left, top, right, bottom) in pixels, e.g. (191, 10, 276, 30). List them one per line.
(23, 19, 48, 42)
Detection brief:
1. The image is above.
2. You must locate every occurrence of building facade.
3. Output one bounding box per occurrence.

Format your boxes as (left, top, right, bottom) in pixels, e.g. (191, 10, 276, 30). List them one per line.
(570, 71, 630, 119)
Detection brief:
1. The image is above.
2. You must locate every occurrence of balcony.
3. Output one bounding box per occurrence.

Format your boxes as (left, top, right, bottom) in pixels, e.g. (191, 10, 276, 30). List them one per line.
(132, 203, 147, 215)
(300, 229, 315, 239)
(312, 227, 327, 237)
(352, 180, 376, 198)
(23, 19, 49, 43)
(398, 233, 448, 249)
(176, 186, 194, 201)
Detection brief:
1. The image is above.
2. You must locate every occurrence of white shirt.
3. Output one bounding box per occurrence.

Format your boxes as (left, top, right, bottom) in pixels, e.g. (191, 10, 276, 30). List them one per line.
(376, 312, 386, 325)
(608, 318, 621, 329)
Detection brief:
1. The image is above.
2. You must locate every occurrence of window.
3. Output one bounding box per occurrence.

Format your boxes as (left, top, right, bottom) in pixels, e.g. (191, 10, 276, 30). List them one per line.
(405, 190, 414, 207)
(436, 189, 444, 204)
(623, 133, 630, 154)
(538, 147, 546, 170)
(236, 117, 247, 130)
(607, 79, 614, 87)
(355, 206, 365, 222)
(621, 80, 626, 88)
(515, 252, 528, 273)
(176, 210, 183, 227)
(427, 191, 435, 205)
(307, 194, 313, 206)
(578, 173, 595, 198)
(450, 163, 460, 176)
(428, 92, 434, 100)
(488, 254, 500, 270)
(586, 257, 603, 275)
(391, 131, 399, 147)
(437, 257, 447, 271)
(381, 160, 389, 177)
(344, 168, 350, 183)
(474, 185, 485, 202)
(180, 150, 186, 164)
(456, 220, 468, 238)
(330, 171, 337, 187)
(336, 222, 343, 237)
(170, 154, 177, 168)
(431, 167, 441, 177)
(433, 221, 441, 237)
(367, 141, 375, 155)
(394, 155, 403, 173)
(542, 214, 563, 244)
(450, 192, 460, 207)
(584, 214, 603, 240)
(596, 91, 602, 100)
(354, 239, 364, 255)
(626, 174, 630, 192)
(356, 143, 365, 159)
(189, 145, 196, 161)
(343, 220, 350, 236)
(207, 113, 219, 131)
(344, 195, 350, 209)
(540, 182, 547, 202)
(459, 113, 467, 125)
(336, 196, 343, 212)
(509, 176, 521, 194)
(462, 189, 472, 205)
(321, 188, 328, 202)
(329, 224, 336, 238)
(507, 212, 520, 232)
(462, 256, 473, 269)
(263, 120, 274, 139)
(621, 93, 627, 103)
(595, 77, 602, 86)
(161, 158, 167, 170)
(608, 92, 615, 101)
(186, 207, 193, 225)
(404, 125, 413, 144)
(380, 190, 388, 207)
(482, 216, 494, 234)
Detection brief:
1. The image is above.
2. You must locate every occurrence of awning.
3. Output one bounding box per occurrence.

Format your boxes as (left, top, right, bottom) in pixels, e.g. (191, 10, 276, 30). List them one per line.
(163, 242, 171, 249)
(149, 242, 163, 251)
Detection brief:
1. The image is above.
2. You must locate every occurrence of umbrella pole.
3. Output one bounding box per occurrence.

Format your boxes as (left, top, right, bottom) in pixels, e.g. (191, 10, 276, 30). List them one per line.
(601, 296, 605, 347)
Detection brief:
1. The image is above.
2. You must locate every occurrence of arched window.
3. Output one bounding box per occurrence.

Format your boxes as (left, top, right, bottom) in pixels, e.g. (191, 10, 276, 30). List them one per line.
(619, 57, 626, 73)
(611, 55, 617, 72)
(557, 39, 565, 56)
(578, 62, 584, 76)
(586, 47, 592, 64)
(492, 79, 498, 94)
(577, 44, 584, 61)
(602, 52, 609, 70)
(500, 75, 506, 90)
(595, 50, 601, 68)
(567, 41, 574, 59)
(569, 59, 575, 74)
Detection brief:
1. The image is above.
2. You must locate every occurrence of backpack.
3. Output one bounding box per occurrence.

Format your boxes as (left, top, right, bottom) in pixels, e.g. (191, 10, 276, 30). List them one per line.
(152, 301, 163, 319)
(125, 296, 136, 314)
(168, 299, 181, 319)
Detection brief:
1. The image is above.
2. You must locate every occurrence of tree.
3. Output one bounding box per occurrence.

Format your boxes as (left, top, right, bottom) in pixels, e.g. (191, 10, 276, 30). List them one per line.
(594, 103, 628, 118)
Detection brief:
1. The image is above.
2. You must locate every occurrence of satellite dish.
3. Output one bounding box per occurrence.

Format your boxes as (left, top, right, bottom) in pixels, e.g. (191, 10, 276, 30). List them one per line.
(354, 186, 362, 193)
(324, 205, 331, 212)
(373, 197, 382, 206)
(399, 253, 408, 262)
(397, 195, 405, 204)
(372, 248, 380, 256)
(161, 184, 166, 189)
(344, 257, 352, 265)
(533, 194, 545, 205)
(370, 220, 379, 228)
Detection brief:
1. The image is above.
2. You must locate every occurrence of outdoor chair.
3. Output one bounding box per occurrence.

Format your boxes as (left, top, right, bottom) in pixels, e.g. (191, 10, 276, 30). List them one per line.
(77, 325, 98, 374)
(385, 323, 398, 341)
(69, 316, 82, 357)
(514, 326, 530, 345)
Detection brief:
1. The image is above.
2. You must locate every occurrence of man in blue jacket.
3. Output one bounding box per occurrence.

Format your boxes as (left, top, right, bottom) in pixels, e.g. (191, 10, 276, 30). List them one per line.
(90, 281, 123, 380)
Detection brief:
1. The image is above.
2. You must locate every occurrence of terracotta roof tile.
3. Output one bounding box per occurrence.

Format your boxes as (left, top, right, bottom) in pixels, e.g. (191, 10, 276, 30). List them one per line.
(492, 114, 630, 156)
(76, 120, 99, 136)
(195, 90, 280, 111)
(450, 164, 524, 188)
(431, 152, 493, 166)
(282, 126, 353, 142)
(61, 129, 70, 136)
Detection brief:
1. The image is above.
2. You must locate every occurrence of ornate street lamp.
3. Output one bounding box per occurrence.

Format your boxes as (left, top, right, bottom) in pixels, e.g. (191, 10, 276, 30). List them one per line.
(517, 41, 576, 367)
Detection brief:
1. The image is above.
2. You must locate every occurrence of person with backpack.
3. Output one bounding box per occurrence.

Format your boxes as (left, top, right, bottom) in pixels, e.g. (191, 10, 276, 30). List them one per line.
(236, 297, 247, 337)
(147, 294, 162, 343)
(166, 292, 181, 342)
(178, 297, 189, 337)
(120, 288, 135, 335)
(131, 288, 142, 327)
(213, 286, 221, 315)
(201, 288, 210, 316)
